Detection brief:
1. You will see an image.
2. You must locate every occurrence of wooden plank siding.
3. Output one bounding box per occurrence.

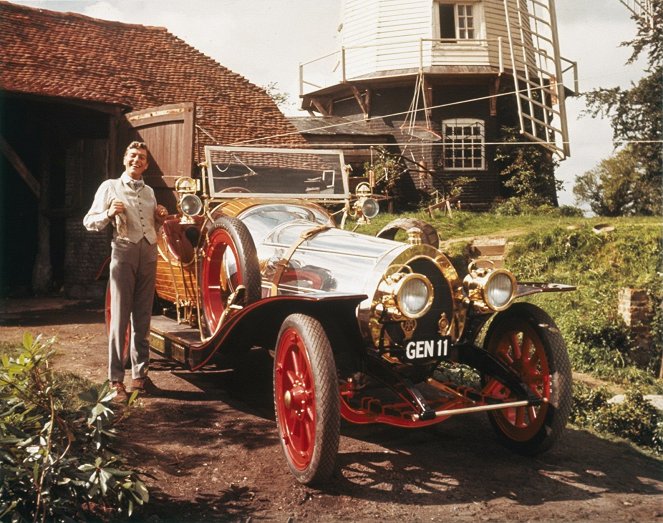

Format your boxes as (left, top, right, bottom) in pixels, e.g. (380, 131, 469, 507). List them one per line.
(122, 102, 195, 212)
(342, 0, 380, 79)
(340, 1, 526, 78)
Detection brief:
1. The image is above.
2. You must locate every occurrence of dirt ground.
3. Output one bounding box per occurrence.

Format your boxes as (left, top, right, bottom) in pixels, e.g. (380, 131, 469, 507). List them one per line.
(1, 298, 662, 522)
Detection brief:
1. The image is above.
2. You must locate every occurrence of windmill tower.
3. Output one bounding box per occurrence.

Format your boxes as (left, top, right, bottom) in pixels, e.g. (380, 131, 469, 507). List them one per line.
(297, 0, 578, 207)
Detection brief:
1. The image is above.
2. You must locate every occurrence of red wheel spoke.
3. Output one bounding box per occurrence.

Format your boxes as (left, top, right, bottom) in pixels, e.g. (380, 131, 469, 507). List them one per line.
(527, 405, 538, 422)
(305, 403, 315, 423)
(521, 336, 534, 366)
(289, 346, 302, 377)
(303, 418, 314, 448)
(510, 332, 522, 361)
(513, 406, 524, 427)
(284, 369, 297, 388)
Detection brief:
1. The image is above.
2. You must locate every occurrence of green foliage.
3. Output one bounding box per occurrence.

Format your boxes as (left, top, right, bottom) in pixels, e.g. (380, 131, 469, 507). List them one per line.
(580, 3, 662, 216)
(574, 146, 661, 216)
(507, 222, 662, 383)
(362, 147, 433, 210)
(0, 333, 148, 521)
(571, 382, 663, 454)
(494, 126, 561, 208)
(261, 81, 295, 112)
(362, 148, 475, 211)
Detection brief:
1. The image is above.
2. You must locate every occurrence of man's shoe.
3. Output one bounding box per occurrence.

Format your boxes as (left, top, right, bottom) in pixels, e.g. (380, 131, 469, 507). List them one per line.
(131, 376, 159, 395)
(111, 381, 128, 403)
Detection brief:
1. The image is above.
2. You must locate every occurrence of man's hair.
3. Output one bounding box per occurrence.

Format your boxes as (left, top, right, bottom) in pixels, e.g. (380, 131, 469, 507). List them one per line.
(125, 141, 148, 154)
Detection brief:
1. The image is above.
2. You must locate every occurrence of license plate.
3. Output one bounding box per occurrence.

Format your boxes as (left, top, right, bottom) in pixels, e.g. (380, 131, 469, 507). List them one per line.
(404, 337, 451, 360)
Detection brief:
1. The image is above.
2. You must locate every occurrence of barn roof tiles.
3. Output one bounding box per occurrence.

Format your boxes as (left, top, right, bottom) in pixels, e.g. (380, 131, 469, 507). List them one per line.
(0, 0, 304, 147)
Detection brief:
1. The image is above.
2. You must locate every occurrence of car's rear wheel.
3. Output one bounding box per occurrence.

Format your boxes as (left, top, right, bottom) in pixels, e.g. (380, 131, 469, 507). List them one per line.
(105, 280, 130, 368)
(482, 302, 572, 454)
(273, 314, 340, 485)
(200, 216, 261, 336)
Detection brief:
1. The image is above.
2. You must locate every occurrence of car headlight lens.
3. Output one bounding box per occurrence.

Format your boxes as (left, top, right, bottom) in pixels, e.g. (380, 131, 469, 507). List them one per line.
(395, 274, 433, 319)
(484, 270, 515, 310)
(180, 194, 203, 217)
(360, 197, 380, 219)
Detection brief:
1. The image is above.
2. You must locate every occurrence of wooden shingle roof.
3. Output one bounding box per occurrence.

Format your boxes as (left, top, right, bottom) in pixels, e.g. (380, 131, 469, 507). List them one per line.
(0, 0, 305, 147)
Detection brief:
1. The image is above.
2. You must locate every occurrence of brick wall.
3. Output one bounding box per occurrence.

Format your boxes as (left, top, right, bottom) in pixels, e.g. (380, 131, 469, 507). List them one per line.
(618, 287, 655, 367)
(63, 138, 111, 299)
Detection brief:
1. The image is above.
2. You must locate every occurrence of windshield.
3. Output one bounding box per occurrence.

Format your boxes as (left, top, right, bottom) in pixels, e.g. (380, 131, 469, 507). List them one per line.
(204, 146, 349, 201)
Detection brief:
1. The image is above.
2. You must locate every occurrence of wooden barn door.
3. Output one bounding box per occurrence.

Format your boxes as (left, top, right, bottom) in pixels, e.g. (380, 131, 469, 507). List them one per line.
(120, 102, 195, 211)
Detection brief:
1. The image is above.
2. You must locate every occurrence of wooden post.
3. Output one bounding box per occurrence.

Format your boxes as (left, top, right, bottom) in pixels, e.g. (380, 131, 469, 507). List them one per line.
(0, 135, 40, 197)
(32, 145, 52, 294)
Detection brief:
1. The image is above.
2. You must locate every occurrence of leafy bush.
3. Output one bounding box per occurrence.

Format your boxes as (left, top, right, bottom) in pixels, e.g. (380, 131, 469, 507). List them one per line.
(0, 333, 148, 521)
(491, 198, 558, 217)
(571, 382, 663, 454)
(596, 388, 662, 451)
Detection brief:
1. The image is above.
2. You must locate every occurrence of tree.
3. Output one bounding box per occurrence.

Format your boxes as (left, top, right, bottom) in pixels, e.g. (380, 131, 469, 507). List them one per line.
(494, 126, 561, 208)
(578, 2, 662, 215)
(262, 81, 296, 113)
(573, 146, 646, 216)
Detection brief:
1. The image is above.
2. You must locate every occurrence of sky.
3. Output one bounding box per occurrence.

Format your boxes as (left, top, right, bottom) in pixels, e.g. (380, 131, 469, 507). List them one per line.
(10, 0, 650, 206)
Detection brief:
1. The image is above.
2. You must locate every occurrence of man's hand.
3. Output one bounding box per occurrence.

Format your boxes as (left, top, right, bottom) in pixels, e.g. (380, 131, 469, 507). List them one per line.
(155, 204, 168, 222)
(108, 199, 125, 218)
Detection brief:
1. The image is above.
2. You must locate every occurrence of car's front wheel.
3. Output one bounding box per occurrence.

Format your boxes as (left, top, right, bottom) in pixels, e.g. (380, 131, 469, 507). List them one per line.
(482, 302, 572, 455)
(273, 314, 340, 485)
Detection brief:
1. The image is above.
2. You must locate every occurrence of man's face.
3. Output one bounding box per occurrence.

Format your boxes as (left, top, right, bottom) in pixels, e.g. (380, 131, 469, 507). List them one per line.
(123, 147, 149, 179)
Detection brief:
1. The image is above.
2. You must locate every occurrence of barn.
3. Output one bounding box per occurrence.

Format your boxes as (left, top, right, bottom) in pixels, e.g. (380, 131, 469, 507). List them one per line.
(0, 1, 306, 299)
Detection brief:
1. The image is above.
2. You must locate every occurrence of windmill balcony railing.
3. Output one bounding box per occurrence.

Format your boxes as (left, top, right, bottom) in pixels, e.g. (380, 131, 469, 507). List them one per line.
(299, 37, 577, 97)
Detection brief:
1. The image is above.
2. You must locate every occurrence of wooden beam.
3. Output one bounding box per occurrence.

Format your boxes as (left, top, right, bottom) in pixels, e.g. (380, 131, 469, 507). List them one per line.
(351, 86, 370, 118)
(311, 97, 331, 117)
(489, 77, 501, 116)
(0, 134, 40, 197)
(422, 76, 433, 121)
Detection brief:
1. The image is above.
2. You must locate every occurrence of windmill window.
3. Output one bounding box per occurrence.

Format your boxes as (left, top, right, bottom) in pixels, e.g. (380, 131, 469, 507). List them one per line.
(442, 119, 485, 170)
(438, 3, 480, 40)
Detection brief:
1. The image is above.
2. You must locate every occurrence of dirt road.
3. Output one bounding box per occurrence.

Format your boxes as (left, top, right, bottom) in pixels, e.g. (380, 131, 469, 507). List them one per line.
(1, 299, 661, 522)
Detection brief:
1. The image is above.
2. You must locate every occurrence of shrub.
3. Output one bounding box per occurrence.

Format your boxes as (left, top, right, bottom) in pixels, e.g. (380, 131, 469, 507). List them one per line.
(595, 388, 662, 451)
(570, 382, 663, 454)
(0, 333, 148, 521)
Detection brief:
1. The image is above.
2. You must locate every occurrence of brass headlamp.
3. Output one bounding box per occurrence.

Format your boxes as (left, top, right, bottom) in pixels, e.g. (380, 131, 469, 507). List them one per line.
(463, 261, 516, 312)
(376, 268, 434, 320)
(175, 177, 203, 223)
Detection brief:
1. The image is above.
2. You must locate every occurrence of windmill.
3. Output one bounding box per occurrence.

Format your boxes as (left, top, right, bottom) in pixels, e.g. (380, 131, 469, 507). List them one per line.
(297, 0, 578, 207)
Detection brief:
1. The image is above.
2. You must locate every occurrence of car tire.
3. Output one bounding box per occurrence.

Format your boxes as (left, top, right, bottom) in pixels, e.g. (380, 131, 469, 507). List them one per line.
(376, 218, 440, 248)
(200, 216, 261, 336)
(273, 313, 340, 485)
(482, 302, 572, 455)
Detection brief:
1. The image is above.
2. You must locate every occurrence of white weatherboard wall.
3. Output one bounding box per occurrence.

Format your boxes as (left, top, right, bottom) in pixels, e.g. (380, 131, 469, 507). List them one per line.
(341, 0, 431, 78)
(340, 0, 528, 78)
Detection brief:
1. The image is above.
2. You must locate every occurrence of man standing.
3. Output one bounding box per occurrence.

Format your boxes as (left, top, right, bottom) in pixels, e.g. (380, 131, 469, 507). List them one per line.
(84, 141, 168, 401)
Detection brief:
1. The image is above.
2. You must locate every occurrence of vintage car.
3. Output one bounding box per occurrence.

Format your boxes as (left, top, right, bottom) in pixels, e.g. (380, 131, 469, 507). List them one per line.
(109, 146, 574, 485)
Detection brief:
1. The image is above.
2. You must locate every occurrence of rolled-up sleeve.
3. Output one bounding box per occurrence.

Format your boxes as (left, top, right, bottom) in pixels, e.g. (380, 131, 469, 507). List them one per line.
(83, 180, 113, 232)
